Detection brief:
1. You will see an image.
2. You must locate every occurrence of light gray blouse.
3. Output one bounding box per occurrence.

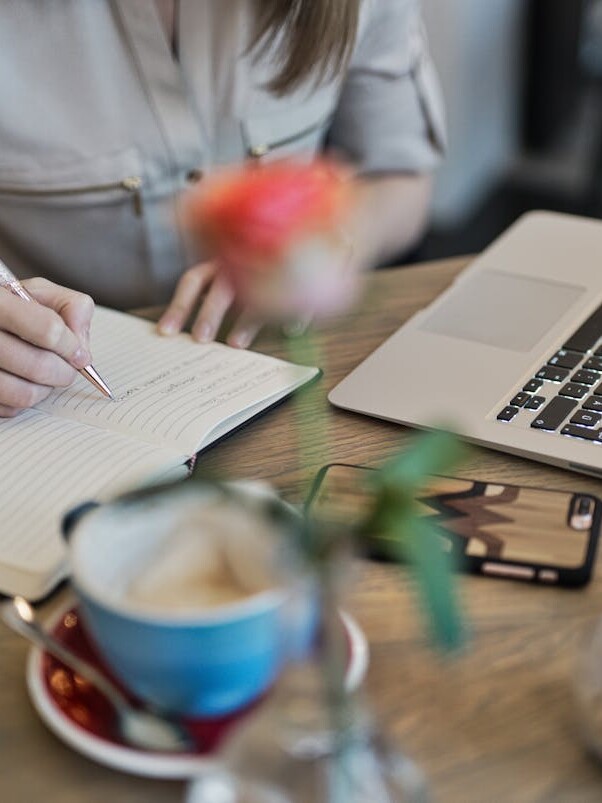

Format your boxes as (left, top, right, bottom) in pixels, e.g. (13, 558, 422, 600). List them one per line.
(0, 0, 445, 308)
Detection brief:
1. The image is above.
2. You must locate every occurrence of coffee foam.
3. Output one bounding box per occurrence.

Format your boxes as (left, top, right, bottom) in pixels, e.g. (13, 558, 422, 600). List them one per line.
(122, 496, 280, 613)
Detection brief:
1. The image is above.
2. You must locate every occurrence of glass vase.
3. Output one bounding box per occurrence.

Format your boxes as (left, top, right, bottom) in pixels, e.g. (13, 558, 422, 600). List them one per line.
(573, 616, 602, 758)
(187, 577, 429, 803)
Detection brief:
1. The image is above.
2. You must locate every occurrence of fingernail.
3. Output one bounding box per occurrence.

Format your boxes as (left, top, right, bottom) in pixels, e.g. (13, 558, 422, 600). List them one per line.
(230, 330, 252, 349)
(193, 322, 214, 343)
(282, 319, 309, 338)
(158, 317, 179, 336)
(72, 346, 91, 369)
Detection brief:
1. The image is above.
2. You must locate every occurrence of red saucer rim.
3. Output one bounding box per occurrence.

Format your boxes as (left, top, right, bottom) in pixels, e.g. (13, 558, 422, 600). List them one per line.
(26, 602, 369, 779)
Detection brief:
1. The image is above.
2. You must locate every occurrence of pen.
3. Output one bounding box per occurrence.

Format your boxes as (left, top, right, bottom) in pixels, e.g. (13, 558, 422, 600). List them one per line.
(0, 261, 115, 400)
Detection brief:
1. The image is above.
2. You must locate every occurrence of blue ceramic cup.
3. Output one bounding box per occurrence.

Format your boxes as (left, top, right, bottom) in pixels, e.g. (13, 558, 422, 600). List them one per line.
(64, 484, 315, 718)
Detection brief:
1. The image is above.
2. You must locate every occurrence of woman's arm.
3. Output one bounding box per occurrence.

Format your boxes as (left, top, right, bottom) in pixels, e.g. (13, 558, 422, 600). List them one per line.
(350, 173, 433, 268)
(157, 172, 433, 347)
(158, 2, 442, 347)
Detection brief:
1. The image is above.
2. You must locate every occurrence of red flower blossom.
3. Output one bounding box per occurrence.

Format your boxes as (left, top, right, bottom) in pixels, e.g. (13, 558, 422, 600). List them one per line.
(185, 160, 358, 319)
(188, 161, 349, 261)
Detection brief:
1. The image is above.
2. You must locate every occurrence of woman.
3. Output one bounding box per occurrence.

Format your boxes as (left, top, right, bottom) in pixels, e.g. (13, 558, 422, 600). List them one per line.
(0, 0, 445, 416)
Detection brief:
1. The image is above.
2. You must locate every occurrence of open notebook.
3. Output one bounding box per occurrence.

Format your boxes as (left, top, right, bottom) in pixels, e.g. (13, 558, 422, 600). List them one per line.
(0, 307, 318, 600)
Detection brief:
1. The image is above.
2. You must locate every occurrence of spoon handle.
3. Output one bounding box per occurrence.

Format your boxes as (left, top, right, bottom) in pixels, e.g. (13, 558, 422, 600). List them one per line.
(1, 604, 130, 711)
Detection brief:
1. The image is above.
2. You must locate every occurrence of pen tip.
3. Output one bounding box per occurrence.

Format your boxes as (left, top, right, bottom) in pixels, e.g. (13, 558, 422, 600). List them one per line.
(79, 365, 115, 400)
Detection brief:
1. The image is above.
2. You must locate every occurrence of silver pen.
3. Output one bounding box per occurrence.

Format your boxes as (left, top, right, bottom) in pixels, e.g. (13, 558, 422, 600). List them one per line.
(0, 261, 114, 400)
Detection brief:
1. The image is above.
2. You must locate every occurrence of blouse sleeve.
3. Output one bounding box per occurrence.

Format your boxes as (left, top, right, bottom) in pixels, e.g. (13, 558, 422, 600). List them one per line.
(327, 0, 446, 174)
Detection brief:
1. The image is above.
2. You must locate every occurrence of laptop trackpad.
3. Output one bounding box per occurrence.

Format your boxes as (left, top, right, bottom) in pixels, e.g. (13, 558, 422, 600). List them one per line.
(420, 270, 584, 352)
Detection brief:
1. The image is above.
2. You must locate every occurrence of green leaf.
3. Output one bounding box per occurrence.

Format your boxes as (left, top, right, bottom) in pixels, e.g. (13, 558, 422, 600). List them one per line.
(370, 430, 465, 495)
(390, 517, 466, 652)
(363, 430, 468, 652)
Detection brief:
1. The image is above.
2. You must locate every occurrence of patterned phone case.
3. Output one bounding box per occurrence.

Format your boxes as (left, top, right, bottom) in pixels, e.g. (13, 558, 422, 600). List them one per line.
(306, 464, 602, 587)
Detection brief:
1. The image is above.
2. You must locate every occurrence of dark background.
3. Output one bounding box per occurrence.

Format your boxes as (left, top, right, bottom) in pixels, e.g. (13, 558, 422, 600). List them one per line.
(414, 0, 602, 262)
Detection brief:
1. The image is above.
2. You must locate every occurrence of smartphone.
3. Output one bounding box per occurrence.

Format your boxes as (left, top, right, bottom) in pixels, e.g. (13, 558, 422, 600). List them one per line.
(305, 463, 602, 587)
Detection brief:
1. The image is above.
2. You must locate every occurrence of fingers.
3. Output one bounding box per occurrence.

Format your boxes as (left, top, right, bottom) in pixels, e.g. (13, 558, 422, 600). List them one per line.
(23, 278, 95, 349)
(158, 262, 217, 336)
(0, 286, 90, 369)
(281, 314, 313, 338)
(0, 278, 90, 414)
(0, 330, 76, 387)
(0, 370, 53, 413)
(191, 273, 235, 342)
(159, 262, 264, 348)
(226, 309, 264, 349)
(0, 327, 76, 415)
(0, 404, 20, 418)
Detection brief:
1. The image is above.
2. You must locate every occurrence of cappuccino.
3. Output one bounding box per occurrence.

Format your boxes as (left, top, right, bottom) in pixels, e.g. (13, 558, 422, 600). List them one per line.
(123, 495, 278, 613)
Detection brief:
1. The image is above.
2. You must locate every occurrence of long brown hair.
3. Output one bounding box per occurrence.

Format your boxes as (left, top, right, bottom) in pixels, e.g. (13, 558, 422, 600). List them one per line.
(254, 0, 361, 95)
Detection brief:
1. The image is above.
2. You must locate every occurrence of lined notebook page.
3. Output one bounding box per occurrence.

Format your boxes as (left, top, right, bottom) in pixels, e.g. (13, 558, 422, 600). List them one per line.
(0, 408, 182, 596)
(36, 307, 317, 455)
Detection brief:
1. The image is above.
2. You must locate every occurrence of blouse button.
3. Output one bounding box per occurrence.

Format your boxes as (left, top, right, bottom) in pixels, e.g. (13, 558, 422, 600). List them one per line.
(186, 168, 203, 183)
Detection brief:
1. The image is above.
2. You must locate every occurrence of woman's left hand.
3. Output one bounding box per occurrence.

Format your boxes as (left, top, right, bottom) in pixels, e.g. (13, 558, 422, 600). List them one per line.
(157, 261, 264, 349)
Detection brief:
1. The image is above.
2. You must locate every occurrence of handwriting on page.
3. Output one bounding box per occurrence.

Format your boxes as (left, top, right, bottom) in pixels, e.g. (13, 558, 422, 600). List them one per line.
(35, 308, 302, 454)
(0, 410, 181, 573)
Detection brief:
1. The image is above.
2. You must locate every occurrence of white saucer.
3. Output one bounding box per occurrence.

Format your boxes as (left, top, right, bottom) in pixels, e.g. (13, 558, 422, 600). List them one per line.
(26, 603, 369, 779)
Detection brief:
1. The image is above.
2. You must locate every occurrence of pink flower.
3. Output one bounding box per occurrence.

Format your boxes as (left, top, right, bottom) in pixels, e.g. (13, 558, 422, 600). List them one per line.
(185, 160, 359, 319)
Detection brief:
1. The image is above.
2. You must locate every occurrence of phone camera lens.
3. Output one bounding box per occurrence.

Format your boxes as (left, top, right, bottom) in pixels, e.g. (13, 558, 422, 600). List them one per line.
(571, 496, 594, 530)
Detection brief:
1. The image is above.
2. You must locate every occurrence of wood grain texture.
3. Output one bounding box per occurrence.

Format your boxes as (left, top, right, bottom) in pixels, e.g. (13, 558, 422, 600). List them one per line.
(4, 256, 602, 801)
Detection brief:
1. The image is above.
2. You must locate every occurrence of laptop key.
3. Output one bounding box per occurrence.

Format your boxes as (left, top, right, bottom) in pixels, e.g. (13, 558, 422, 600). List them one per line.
(536, 366, 570, 383)
(593, 383, 602, 396)
(497, 406, 519, 422)
(531, 397, 578, 430)
(584, 356, 602, 372)
(583, 397, 602, 412)
(571, 370, 600, 385)
(523, 379, 543, 393)
(525, 395, 545, 410)
(509, 392, 530, 407)
(563, 302, 602, 352)
(548, 350, 583, 369)
(559, 383, 590, 399)
(571, 410, 602, 427)
(561, 424, 602, 442)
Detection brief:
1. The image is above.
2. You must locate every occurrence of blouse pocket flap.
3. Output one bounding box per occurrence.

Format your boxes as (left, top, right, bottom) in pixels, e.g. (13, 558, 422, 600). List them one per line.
(242, 97, 334, 159)
(0, 147, 143, 193)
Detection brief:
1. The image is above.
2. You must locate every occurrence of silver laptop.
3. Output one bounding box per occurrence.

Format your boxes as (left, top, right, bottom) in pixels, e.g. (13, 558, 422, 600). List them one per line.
(329, 211, 602, 477)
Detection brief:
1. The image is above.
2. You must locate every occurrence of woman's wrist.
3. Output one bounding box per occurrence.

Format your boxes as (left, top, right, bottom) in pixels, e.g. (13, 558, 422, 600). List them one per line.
(347, 173, 433, 269)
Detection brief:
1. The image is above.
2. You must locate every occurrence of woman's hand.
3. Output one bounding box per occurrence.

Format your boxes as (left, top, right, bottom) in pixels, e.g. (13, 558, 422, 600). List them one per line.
(0, 278, 94, 417)
(157, 261, 264, 349)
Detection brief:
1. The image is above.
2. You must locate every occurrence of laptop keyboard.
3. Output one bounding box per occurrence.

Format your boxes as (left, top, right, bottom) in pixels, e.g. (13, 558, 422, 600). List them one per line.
(497, 301, 602, 443)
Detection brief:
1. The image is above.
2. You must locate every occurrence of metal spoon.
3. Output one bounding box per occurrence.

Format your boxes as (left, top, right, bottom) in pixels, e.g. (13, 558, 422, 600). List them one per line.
(2, 596, 193, 753)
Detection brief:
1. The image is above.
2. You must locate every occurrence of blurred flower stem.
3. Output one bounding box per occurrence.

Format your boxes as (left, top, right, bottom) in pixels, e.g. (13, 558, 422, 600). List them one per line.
(286, 328, 329, 487)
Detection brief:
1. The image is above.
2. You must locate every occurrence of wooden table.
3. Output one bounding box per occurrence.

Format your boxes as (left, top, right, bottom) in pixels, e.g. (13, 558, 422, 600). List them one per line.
(4, 257, 602, 802)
